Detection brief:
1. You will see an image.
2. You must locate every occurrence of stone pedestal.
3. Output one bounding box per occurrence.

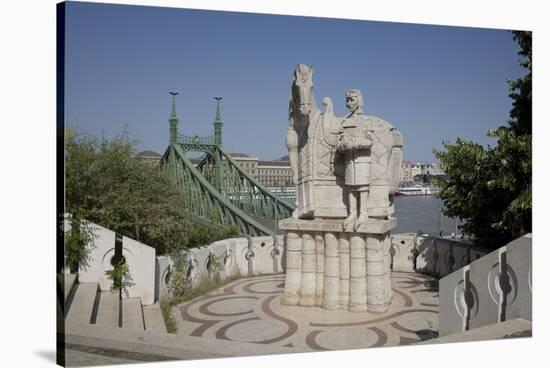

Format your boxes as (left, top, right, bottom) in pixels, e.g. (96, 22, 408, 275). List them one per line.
(279, 217, 396, 313)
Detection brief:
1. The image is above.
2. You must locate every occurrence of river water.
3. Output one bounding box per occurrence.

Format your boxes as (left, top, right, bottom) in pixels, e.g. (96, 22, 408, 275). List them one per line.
(272, 194, 459, 236)
(392, 195, 460, 236)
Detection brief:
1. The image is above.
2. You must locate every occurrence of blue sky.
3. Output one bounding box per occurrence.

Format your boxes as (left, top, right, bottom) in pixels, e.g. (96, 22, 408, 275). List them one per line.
(64, 2, 524, 162)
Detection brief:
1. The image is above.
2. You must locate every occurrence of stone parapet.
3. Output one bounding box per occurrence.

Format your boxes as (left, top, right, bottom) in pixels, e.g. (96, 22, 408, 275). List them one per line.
(393, 235, 491, 278)
(438, 234, 532, 337)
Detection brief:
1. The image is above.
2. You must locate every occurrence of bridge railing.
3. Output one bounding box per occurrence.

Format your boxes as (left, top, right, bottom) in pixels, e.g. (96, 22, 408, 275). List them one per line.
(177, 134, 216, 146)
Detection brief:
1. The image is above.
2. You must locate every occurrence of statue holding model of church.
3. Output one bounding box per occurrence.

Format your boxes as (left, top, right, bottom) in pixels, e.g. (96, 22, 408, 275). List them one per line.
(280, 64, 403, 313)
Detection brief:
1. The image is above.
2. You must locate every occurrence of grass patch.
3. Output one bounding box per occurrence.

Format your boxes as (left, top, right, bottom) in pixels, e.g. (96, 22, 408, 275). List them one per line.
(160, 298, 177, 334)
(170, 273, 243, 306)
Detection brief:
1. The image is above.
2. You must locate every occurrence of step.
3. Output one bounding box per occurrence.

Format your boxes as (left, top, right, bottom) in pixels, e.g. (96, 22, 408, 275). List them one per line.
(62, 273, 78, 304)
(65, 321, 305, 360)
(66, 283, 99, 324)
(122, 298, 144, 331)
(143, 304, 167, 334)
(95, 291, 120, 328)
(417, 318, 532, 345)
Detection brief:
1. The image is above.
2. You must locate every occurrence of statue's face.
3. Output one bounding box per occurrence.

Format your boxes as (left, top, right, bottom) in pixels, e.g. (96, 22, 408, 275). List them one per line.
(346, 95, 360, 112)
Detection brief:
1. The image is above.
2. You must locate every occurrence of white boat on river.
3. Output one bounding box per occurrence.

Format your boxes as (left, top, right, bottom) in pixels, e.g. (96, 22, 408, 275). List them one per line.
(395, 186, 439, 196)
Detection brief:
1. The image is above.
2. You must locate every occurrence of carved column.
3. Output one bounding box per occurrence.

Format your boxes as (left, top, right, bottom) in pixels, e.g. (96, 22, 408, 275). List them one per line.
(323, 232, 340, 310)
(383, 234, 393, 305)
(349, 234, 367, 312)
(315, 234, 325, 306)
(281, 232, 302, 305)
(299, 233, 316, 306)
(367, 234, 389, 313)
(280, 218, 395, 313)
(338, 234, 350, 309)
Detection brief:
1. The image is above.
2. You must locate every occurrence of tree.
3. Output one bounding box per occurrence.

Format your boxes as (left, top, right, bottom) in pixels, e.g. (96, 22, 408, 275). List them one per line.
(63, 210, 97, 273)
(65, 130, 238, 260)
(434, 31, 532, 249)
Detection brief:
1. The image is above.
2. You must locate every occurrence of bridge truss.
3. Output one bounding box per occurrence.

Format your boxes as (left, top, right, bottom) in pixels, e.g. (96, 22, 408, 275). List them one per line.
(160, 95, 295, 237)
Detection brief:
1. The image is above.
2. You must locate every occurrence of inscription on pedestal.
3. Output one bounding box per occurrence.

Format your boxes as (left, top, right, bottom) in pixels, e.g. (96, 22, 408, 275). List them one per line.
(279, 218, 396, 234)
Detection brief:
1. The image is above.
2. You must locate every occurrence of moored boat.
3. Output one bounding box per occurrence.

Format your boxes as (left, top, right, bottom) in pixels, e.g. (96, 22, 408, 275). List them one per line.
(395, 186, 438, 196)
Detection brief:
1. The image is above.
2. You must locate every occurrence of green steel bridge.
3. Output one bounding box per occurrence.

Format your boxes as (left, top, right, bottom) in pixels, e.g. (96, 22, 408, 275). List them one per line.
(160, 94, 295, 237)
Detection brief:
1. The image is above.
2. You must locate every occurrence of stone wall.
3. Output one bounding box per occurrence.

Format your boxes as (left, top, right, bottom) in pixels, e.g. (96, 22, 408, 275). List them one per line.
(155, 255, 173, 301)
(155, 236, 284, 301)
(70, 218, 285, 305)
(390, 234, 490, 278)
(438, 234, 532, 337)
(70, 217, 500, 307)
(248, 235, 285, 274)
(74, 222, 117, 291)
(389, 233, 417, 273)
(122, 236, 156, 305)
(70, 220, 157, 305)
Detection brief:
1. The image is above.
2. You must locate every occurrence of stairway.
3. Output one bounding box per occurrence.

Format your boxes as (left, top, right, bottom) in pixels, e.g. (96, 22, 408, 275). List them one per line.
(61, 275, 167, 333)
(143, 304, 167, 333)
(66, 282, 98, 324)
(122, 298, 144, 330)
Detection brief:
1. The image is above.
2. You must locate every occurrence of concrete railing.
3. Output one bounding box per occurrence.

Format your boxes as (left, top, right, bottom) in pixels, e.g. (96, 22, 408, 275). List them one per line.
(70, 218, 500, 307)
(389, 234, 490, 278)
(438, 234, 532, 337)
(155, 236, 284, 301)
(69, 219, 284, 305)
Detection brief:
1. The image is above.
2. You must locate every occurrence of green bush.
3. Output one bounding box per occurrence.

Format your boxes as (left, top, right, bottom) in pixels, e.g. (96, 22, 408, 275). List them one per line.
(63, 212, 97, 273)
(160, 298, 177, 333)
(105, 259, 133, 297)
(206, 252, 223, 282)
(167, 252, 192, 301)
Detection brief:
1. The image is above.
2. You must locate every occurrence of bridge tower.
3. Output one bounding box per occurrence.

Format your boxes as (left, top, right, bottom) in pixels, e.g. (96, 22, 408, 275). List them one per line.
(212, 97, 223, 191)
(213, 97, 223, 146)
(168, 92, 179, 145)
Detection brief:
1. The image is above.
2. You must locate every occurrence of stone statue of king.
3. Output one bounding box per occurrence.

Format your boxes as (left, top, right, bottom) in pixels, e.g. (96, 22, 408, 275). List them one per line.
(336, 89, 375, 231)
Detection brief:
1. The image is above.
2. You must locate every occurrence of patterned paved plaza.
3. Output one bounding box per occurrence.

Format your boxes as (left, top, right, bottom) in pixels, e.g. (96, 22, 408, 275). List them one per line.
(176, 272, 439, 352)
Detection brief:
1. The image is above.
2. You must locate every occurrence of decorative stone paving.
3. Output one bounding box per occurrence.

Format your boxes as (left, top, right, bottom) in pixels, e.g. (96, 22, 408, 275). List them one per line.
(176, 272, 439, 352)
